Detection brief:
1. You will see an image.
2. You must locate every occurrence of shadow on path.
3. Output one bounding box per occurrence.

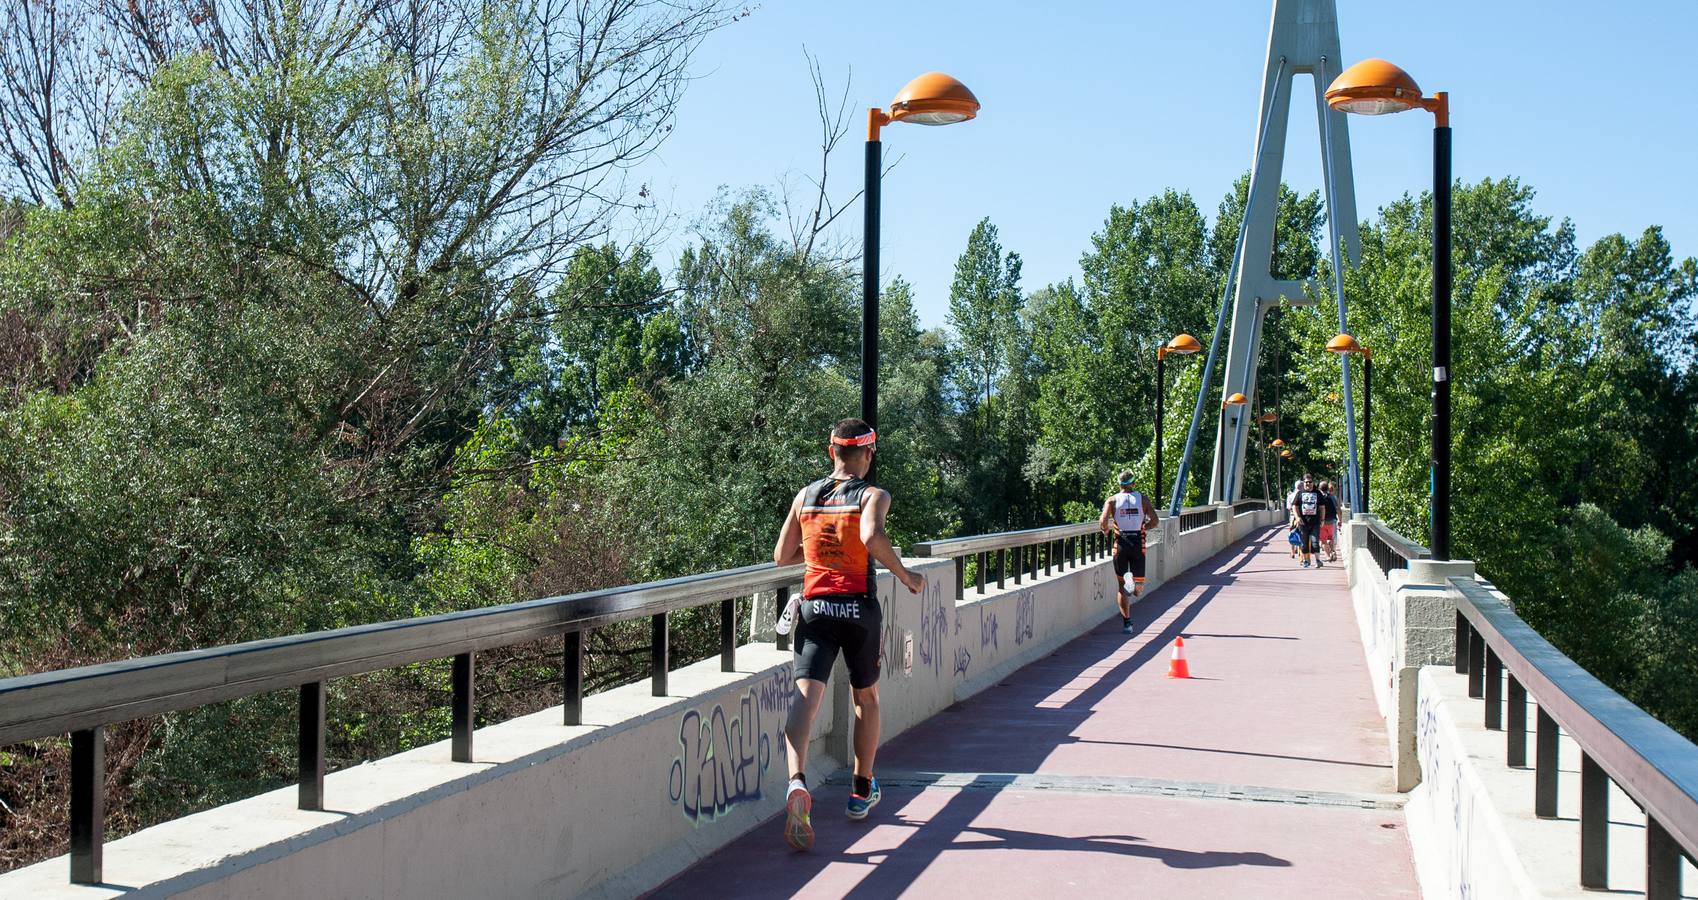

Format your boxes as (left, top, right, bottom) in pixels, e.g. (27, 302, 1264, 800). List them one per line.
(648, 527, 1350, 900)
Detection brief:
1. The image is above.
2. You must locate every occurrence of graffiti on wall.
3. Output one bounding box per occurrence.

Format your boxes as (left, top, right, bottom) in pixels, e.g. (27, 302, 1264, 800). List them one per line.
(1416, 685, 1478, 898)
(1013, 588, 1036, 645)
(981, 607, 999, 652)
(667, 667, 793, 825)
(915, 577, 949, 678)
(953, 645, 973, 678)
(880, 607, 911, 681)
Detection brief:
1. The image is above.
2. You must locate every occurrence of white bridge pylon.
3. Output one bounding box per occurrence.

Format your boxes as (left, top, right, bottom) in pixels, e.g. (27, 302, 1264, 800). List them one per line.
(1170, 0, 1365, 512)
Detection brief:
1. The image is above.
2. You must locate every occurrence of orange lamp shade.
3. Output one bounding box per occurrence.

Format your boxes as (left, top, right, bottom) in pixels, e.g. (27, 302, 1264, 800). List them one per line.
(1325, 59, 1425, 116)
(1271, 438, 1286, 448)
(1281, 449, 1295, 459)
(1258, 412, 1279, 424)
(1166, 334, 1202, 355)
(1327, 333, 1365, 354)
(889, 72, 980, 126)
(1224, 392, 1248, 406)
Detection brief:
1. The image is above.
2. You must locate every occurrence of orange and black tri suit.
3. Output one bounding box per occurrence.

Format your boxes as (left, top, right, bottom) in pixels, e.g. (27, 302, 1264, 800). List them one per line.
(794, 475, 882, 688)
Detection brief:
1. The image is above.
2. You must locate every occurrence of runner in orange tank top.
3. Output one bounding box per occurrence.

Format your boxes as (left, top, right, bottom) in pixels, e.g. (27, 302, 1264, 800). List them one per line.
(770, 419, 924, 851)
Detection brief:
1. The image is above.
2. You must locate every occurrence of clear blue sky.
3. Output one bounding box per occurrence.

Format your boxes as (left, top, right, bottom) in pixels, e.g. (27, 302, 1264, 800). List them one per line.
(636, 0, 1697, 328)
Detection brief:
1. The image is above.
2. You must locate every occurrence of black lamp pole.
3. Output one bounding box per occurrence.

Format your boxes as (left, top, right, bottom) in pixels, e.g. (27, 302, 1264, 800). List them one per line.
(1431, 100, 1451, 559)
(1362, 352, 1372, 515)
(1155, 350, 1165, 502)
(862, 134, 881, 485)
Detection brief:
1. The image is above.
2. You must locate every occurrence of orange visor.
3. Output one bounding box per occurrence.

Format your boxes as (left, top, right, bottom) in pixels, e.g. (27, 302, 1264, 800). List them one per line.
(831, 430, 877, 447)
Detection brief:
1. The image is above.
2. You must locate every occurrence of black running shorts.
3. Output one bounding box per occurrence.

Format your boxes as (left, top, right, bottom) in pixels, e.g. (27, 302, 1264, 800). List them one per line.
(1113, 532, 1146, 580)
(793, 593, 882, 689)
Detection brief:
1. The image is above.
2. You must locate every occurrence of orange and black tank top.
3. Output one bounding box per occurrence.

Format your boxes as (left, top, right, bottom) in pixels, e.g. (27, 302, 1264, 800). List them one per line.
(799, 475, 877, 599)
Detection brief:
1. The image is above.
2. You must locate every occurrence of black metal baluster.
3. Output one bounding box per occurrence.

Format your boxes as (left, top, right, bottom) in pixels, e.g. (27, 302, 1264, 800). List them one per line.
(1580, 752, 1608, 889)
(1030, 543, 1039, 580)
(70, 726, 104, 885)
(1485, 649, 1502, 730)
(720, 598, 736, 672)
(1506, 674, 1526, 767)
(651, 612, 669, 696)
(1535, 706, 1559, 817)
(1646, 818, 1680, 900)
(954, 556, 965, 601)
(977, 552, 988, 595)
(997, 548, 1006, 589)
(452, 652, 474, 763)
(299, 682, 325, 811)
(1013, 545, 1022, 584)
(564, 630, 585, 725)
(1454, 610, 1468, 673)
(1467, 628, 1484, 699)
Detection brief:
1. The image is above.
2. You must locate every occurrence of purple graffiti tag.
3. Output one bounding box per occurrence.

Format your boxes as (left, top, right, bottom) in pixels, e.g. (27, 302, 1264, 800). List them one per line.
(1013, 589, 1036, 645)
(915, 579, 948, 678)
(953, 645, 972, 678)
(667, 680, 789, 825)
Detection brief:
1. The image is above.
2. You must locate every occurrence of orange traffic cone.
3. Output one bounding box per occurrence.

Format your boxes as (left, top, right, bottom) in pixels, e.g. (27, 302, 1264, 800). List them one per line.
(1166, 637, 1192, 679)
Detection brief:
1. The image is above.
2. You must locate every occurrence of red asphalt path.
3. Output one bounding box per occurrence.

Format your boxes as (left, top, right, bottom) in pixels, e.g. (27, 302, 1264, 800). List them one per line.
(649, 529, 1419, 899)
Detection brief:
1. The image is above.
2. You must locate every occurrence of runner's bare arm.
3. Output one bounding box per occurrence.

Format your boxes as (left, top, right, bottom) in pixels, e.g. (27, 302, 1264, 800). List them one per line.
(1099, 498, 1117, 535)
(773, 489, 806, 566)
(1142, 492, 1159, 529)
(861, 488, 924, 593)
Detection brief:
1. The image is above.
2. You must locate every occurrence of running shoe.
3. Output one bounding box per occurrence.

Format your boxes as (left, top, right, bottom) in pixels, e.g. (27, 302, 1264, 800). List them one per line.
(784, 783, 813, 850)
(1315, 558, 1324, 568)
(846, 778, 881, 821)
(1121, 619, 1134, 635)
(1301, 559, 1310, 568)
(775, 594, 801, 637)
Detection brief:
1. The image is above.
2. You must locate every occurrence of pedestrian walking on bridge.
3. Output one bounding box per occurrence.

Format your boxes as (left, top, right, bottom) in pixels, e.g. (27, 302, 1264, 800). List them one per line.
(771, 418, 925, 851)
(1288, 474, 1335, 568)
(1099, 470, 1159, 635)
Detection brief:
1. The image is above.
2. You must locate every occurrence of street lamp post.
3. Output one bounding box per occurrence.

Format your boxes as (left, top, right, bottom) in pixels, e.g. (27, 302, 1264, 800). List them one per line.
(864, 73, 980, 483)
(1326, 58, 1450, 558)
(1271, 438, 1287, 499)
(1215, 392, 1249, 503)
(1326, 334, 1372, 514)
(1156, 334, 1202, 502)
(1258, 411, 1278, 503)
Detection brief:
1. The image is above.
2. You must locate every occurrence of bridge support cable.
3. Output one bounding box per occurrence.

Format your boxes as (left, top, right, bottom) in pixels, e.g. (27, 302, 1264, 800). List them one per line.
(1170, 56, 1288, 516)
(1317, 56, 1366, 514)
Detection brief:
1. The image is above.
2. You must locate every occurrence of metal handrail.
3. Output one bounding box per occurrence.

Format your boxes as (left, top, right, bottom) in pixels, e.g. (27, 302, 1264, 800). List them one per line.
(1452, 578, 1697, 894)
(0, 559, 805, 884)
(1363, 517, 1429, 576)
(1369, 517, 1428, 559)
(913, 521, 1110, 603)
(0, 562, 803, 745)
(910, 521, 1099, 558)
(1178, 505, 1218, 533)
(3, 515, 1118, 885)
(1232, 499, 1269, 516)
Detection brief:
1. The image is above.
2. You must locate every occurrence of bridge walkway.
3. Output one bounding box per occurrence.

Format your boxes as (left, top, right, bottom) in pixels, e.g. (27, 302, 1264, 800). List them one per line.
(650, 528, 1421, 899)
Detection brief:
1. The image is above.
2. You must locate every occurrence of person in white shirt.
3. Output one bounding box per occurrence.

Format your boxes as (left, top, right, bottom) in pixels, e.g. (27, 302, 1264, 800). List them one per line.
(1097, 470, 1159, 635)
